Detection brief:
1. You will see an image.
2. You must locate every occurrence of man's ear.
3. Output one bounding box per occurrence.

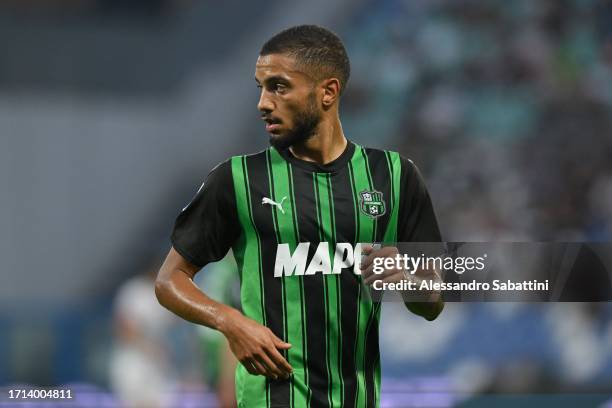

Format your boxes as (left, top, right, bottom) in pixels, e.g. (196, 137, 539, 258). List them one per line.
(321, 78, 341, 109)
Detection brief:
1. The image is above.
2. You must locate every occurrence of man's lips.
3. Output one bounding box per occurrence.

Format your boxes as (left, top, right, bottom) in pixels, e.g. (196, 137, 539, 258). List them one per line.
(266, 123, 281, 132)
(262, 117, 282, 132)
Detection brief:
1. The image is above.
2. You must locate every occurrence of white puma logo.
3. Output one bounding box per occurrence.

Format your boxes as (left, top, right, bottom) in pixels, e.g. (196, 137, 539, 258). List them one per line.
(262, 196, 287, 214)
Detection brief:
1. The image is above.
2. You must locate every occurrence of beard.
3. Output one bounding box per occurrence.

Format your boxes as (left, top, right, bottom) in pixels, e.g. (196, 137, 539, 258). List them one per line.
(269, 92, 321, 150)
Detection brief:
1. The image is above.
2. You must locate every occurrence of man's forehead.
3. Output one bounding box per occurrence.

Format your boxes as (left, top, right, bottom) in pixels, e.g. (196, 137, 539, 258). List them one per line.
(255, 54, 306, 79)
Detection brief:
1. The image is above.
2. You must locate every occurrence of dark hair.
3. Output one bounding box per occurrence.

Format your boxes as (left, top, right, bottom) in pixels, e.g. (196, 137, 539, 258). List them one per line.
(260, 25, 350, 94)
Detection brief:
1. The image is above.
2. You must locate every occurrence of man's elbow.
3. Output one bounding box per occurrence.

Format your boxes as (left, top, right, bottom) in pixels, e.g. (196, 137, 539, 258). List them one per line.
(406, 300, 444, 321)
(423, 311, 440, 321)
(154, 272, 171, 307)
(423, 301, 444, 321)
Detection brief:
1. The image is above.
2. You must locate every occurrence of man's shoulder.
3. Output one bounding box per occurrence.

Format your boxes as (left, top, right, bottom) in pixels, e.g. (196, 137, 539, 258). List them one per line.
(208, 148, 269, 174)
(225, 148, 269, 166)
(357, 144, 415, 169)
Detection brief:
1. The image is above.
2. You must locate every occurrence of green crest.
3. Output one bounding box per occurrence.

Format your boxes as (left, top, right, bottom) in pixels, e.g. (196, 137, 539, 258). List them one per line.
(359, 190, 386, 218)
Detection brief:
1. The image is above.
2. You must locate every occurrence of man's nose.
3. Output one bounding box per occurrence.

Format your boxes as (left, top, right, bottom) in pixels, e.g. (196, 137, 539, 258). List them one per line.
(257, 89, 274, 112)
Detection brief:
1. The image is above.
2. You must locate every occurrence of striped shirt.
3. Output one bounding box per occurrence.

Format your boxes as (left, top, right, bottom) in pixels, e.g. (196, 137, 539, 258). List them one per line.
(171, 141, 441, 408)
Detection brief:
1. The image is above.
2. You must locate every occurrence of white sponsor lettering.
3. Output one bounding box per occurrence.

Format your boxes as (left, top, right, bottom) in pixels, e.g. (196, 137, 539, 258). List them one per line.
(274, 242, 366, 277)
(332, 243, 354, 274)
(274, 243, 310, 277)
(305, 242, 332, 275)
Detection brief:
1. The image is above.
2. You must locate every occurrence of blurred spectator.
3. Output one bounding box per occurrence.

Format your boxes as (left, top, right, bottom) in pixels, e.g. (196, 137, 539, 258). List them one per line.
(110, 261, 177, 408)
(343, 0, 612, 243)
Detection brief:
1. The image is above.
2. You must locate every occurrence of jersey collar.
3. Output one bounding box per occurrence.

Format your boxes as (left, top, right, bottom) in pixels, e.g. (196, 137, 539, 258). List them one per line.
(274, 140, 355, 173)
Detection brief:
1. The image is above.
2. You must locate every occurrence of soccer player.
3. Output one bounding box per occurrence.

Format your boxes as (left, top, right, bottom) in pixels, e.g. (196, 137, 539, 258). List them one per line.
(155, 25, 443, 408)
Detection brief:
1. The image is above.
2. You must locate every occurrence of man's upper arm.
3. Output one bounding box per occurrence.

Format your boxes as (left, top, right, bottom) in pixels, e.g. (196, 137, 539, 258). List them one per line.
(397, 157, 442, 243)
(159, 247, 201, 281)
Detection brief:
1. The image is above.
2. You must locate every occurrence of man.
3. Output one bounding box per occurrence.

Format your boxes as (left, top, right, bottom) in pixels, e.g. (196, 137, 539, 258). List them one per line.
(155, 25, 443, 408)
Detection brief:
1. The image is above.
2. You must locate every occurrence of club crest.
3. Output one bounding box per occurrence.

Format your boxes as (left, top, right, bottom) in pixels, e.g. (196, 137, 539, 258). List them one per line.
(359, 190, 386, 218)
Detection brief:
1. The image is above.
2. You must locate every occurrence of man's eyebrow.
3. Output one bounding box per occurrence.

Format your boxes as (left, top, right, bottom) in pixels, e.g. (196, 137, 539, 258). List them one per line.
(256, 75, 290, 85)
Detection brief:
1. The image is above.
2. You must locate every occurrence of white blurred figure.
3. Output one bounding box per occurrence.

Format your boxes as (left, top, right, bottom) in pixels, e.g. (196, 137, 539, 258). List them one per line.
(110, 267, 176, 408)
(194, 253, 240, 408)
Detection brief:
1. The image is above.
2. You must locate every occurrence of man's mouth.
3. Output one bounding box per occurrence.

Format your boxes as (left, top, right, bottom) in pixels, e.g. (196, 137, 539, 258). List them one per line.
(266, 123, 281, 132)
(262, 116, 282, 132)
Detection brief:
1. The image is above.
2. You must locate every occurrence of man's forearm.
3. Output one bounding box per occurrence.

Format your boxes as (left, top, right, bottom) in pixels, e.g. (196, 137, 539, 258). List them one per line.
(155, 267, 239, 334)
(403, 267, 444, 321)
(155, 252, 295, 380)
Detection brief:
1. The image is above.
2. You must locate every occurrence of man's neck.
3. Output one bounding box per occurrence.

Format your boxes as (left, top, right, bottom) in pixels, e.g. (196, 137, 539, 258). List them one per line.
(289, 116, 347, 165)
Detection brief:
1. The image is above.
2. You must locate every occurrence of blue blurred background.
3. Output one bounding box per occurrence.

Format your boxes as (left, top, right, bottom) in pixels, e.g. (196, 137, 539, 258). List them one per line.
(1, 0, 612, 407)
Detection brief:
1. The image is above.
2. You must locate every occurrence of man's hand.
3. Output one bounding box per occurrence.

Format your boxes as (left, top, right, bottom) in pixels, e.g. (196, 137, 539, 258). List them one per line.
(219, 309, 293, 380)
(360, 244, 444, 320)
(361, 245, 404, 286)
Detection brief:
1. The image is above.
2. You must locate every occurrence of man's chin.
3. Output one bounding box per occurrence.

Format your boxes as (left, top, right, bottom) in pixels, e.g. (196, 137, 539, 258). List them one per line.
(269, 133, 295, 150)
(269, 125, 316, 150)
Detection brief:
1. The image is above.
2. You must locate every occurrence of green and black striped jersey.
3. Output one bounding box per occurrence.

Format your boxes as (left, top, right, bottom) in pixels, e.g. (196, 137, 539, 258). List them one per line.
(171, 141, 441, 408)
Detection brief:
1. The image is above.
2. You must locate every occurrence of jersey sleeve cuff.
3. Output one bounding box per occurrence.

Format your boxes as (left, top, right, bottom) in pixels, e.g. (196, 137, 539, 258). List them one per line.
(170, 237, 206, 269)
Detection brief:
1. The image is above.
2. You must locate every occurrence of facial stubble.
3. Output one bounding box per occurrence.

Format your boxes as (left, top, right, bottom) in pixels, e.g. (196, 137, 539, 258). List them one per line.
(269, 91, 321, 150)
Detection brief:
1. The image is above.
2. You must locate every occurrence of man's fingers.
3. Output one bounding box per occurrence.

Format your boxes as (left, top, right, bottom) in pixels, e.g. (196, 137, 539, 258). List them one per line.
(362, 258, 388, 284)
(360, 246, 391, 271)
(253, 359, 269, 376)
(254, 353, 283, 379)
(271, 333, 292, 349)
(360, 245, 375, 269)
(362, 256, 396, 284)
(242, 361, 257, 375)
(266, 345, 293, 377)
(364, 269, 403, 285)
(361, 244, 373, 255)
(243, 351, 288, 380)
(361, 247, 401, 278)
(363, 265, 377, 285)
(361, 263, 375, 281)
(243, 359, 264, 376)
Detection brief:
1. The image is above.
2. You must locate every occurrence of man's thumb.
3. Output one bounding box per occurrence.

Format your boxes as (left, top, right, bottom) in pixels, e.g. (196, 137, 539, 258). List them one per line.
(273, 335, 292, 349)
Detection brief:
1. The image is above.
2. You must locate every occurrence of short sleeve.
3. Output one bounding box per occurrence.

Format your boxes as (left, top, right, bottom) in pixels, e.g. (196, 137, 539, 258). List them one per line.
(171, 159, 241, 268)
(397, 157, 443, 242)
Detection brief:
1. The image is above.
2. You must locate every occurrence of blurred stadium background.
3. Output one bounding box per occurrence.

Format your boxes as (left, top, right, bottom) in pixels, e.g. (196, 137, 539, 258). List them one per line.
(1, 0, 612, 407)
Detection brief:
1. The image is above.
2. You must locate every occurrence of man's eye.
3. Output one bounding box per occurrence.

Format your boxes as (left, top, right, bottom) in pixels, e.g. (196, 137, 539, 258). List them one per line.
(275, 84, 287, 92)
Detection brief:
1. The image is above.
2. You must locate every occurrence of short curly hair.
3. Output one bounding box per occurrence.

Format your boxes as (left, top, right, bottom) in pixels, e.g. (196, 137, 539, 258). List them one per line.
(260, 25, 351, 94)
